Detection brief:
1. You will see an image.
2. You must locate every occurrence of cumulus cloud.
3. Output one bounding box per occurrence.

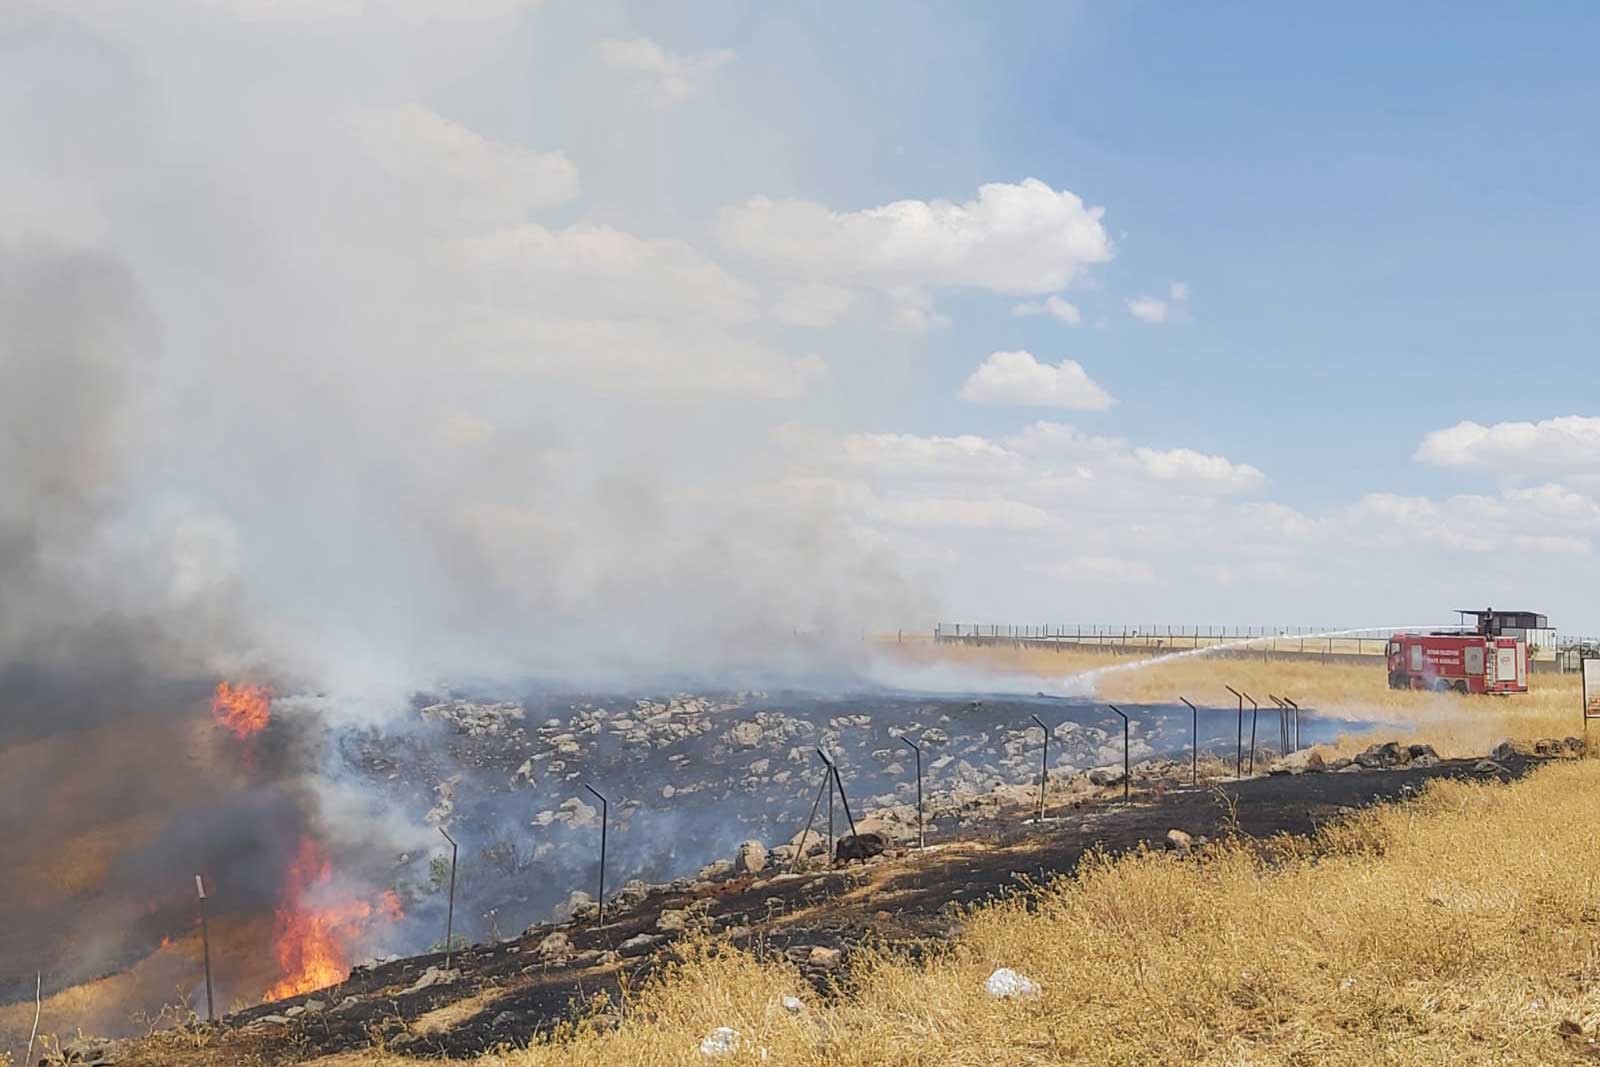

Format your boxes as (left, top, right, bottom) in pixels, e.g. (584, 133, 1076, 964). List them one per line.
(1011, 294, 1082, 324)
(771, 283, 857, 328)
(1415, 416, 1600, 472)
(1126, 296, 1168, 323)
(958, 350, 1113, 411)
(598, 36, 734, 107)
(1126, 280, 1189, 324)
(718, 178, 1112, 328)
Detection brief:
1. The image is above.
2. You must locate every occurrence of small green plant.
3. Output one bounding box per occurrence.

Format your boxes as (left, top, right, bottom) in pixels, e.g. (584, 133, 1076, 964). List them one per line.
(428, 856, 451, 892)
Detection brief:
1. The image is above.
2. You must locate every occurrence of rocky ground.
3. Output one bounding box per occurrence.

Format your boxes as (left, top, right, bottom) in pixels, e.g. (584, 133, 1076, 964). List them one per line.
(338, 688, 1375, 951)
(66, 738, 1575, 1067)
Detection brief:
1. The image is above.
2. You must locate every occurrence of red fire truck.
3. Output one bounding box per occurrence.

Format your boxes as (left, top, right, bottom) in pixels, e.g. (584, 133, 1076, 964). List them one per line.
(1386, 609, 1530, 694)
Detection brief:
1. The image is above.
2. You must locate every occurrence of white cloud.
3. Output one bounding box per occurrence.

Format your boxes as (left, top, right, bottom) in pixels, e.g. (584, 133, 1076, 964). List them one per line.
(1134, 447, 1263, 490)
(1126, 282, 1188, 325)
(598, 37, 734, 107)
(958, 350, 1114, 411)
(1050, 556, 1155, 583)
(1011, 295, 1082, 325)
(1415, 416, 1600, 472)
(1126, 296, 1168, 323)
(1514, 534, 1591, 554)
(717, 179, 1112, 327)
(771, 284, 857, 328)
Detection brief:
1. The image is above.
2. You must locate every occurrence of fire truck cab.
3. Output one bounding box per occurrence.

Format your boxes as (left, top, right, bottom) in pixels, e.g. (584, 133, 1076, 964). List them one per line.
(1386, 608, 1531, 694)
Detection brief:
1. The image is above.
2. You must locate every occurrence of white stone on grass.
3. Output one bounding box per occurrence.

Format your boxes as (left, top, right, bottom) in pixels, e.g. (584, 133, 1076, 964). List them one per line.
(984, 967, 1041, 999)
(700, 1026, 741, 1056)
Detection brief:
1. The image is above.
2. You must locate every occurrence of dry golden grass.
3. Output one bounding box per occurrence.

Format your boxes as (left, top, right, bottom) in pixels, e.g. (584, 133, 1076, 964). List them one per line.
(884, 639, 1589, 759)
(437, 758, 1600, 1066)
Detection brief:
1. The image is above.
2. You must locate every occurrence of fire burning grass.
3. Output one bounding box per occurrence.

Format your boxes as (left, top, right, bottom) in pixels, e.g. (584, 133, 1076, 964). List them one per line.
(210, 681, 272, 739)
(262, 838, 405, 1002)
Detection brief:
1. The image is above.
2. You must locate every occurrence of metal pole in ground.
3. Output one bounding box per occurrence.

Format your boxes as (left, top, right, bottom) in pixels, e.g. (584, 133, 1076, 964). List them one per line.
(1284, 697, 1300, 751)
(790, 771, 831, 873)
(819, 749, 859, 837)
(195, 875, 214, 1022)
(1179, 698, 1198, 785)
(1030, 714, 1050, 822)
(581, 785, 608, 926)
(901, 736, 925, 849)
(1224, 685, 1245, 776)
(1268, 695, 1286, 756)
(438, 826, 458, 967)
(1107, 705, 1130, 801)
(1245, 694, 1259, 774)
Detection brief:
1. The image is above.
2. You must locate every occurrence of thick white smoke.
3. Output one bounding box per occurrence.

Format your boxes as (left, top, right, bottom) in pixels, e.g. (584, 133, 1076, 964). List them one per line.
(0, 1, 953, 710)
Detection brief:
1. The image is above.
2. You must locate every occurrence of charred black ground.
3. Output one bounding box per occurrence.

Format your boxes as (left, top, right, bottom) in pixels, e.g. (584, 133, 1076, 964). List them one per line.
(88, 750, 1543, 1067)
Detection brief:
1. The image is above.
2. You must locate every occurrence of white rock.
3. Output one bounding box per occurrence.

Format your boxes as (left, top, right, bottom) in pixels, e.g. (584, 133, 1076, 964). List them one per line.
(984, 967, 1041, 999)
(781, 995, 804, 1013)
(700, 1026, 741, 1056)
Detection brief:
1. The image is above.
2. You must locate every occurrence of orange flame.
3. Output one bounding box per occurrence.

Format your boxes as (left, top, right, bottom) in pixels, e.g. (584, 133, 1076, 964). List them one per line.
(262, 838, 403, 1002)
(211, 681, 271, 739)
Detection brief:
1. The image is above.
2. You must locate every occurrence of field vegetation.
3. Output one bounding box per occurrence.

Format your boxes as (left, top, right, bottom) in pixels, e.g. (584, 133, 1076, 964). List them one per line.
(454, 757, 1600, 1066)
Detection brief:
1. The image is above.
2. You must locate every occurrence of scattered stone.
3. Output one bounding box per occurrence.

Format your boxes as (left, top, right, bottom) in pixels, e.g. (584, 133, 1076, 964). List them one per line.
(1406, 743, 1440, 768)
(402, 966, 460, 994)
(984, 967, 1041, 999)
(1490, 740, 1520, 762)
(1165, 829, 1193, 856)
(834, 832, 888, 864)
(1267, 749, 1326, 775)
(536, 931, 574, 960)
(619, 933, 661, 957)
(616, 879, 650, 905)
(657, 909, 689, 933)
(554, 891, 597, 923)
(734, 840, 769, 875)
(698, 859, 735, 881)
(807, 946, 843, 969)
(1088, 765, 1126, 787)
(781, 995, 804, 1013)
(419, 699, 526, 736)
(1355, 741, 1403, 769)
(701, 1027, 741, 1057)
(728, 721, 764, 749)
(1473, 759, 1510, 776)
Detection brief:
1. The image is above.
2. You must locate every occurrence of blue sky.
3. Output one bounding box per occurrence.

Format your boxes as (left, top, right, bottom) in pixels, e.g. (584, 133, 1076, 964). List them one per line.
(9, 0, 1600, 689)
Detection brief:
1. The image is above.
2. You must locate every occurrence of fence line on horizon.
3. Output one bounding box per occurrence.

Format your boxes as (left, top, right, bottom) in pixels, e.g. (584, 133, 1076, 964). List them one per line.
(922, 623, 1600, 670)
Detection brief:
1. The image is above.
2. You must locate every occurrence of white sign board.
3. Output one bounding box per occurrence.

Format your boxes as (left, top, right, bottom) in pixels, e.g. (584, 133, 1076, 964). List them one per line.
(1584, 658, 1600, 718)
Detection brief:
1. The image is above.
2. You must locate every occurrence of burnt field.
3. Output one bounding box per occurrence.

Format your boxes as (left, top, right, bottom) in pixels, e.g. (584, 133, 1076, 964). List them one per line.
(334, 687, 1377, 952)
(105, 751, 1543, 1066)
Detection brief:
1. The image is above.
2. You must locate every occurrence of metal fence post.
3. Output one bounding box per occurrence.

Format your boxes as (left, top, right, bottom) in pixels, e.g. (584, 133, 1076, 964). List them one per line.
(1179, 698, 1198, 785)
(1244, 694, 1259, 774)
(1224, 686, 1245, 776)
(581, 785, 608, 926)
(438, 826, 458, 966)
(901, 736, 925, 848)
(195, 875, 214, 1021)
(1107, 705, 1130, 801)
(1030, 714, 1050, 822)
